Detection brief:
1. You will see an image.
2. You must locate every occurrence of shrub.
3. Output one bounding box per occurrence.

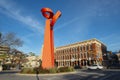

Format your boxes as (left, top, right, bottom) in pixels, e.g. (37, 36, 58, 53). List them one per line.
(36, 66, 49, 74)
(49, 68, 57, 73)
(58, 67, 74, 72)
(20, 66, 74, 74)
(68, 67, 74, 71)
(39, 68, 49, 74)
(20, 68, 36, 74)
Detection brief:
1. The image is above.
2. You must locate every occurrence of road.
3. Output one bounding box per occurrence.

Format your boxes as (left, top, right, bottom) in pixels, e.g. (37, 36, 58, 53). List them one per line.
(0, 69, 120, 80)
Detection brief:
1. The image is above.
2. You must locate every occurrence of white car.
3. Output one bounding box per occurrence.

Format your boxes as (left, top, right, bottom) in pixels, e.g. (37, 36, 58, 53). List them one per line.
(87, 64, 103, 70)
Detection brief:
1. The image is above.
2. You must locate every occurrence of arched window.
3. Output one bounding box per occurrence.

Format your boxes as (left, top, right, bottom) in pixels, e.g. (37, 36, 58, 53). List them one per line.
(66, 55, 67, 59)
(84, 53, 86, 58)
(61, 56, 62, 60)
(68, 55, 70, 59)
(83, 46, 85, 51)
(90, 44, 92, 50)
(87, 45, 89, 51)
(69, 48, 71, 52)
(87, 52, 89, 58)
(80, 46, 82, 51)
(76, 54, 78, 59)
(81, 54, 83, 58)
(76, 47, 78, 52)
(72, 48, 74, 52)
(68, 49, 70, 53)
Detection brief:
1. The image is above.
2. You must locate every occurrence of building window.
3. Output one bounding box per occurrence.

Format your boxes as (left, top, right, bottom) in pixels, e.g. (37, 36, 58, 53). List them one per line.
(80, 46, 82, 51)
(87, 52, 89, 58)
(70, 48, 71, 52)
(81, 54, 83, 58)
(90, 45, 92, 50)
(83, 46, 85, 51)
(76, 54, 78, 59)
(76, 47, 78, 52)
(74, 48, 76, 52)
(87, 45, 89, 51)
(84, 53, 86, 58)
(71, 48, 73, 52)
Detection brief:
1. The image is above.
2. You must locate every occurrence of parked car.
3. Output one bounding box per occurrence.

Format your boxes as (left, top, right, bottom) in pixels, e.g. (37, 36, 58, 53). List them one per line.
(107, 64, 120, 69)
(74, 65, 82, 69)
(87, 64, 103, 70)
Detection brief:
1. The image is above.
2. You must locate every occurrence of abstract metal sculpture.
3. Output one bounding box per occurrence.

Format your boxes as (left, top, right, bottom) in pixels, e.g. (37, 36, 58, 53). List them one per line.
(41, 8, 61, 69)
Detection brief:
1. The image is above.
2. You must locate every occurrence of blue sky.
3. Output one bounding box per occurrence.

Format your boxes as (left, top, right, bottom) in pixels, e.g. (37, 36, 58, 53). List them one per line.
(0, 0, 120, 55)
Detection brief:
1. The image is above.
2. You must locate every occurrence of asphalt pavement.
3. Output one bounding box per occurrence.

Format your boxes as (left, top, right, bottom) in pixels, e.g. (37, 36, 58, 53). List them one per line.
(0, 69, 120, 80)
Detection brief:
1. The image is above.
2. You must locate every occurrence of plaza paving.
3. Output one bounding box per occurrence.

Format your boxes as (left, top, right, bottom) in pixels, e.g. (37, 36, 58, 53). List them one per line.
(0, 69, 120, 80)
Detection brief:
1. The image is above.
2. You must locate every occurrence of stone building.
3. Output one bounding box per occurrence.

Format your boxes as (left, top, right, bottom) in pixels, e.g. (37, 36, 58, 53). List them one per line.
(54, 38, 107, 68)
(0, 46, 10, 64)
(116, 52, 120, 64)
(0, 46, 10, 54)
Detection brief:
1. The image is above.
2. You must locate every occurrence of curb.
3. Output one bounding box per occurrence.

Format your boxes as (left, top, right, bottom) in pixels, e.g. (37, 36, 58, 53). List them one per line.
(16, 71, 77, 76)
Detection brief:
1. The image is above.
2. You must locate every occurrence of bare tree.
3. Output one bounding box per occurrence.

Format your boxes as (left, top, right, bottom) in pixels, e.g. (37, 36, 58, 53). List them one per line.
(0, 32, 2, 43)
(29, 52, 36, 56)
(0, 32, 23, 48)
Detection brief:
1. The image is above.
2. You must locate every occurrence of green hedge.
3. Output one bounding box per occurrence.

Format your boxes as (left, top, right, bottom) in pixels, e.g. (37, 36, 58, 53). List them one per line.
(20, 68, 36, 74)
(58, 67, 74, 72)
(20, 66, 74, 74)
(49, 68, 58, 73)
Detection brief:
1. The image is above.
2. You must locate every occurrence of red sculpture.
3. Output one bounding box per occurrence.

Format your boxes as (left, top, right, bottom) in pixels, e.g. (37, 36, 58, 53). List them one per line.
(41, 8, 61, 69)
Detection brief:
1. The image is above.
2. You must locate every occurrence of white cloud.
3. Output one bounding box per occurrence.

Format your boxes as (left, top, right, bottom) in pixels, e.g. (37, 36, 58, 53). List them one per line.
(54, 17, 80, 31)
(100, 34, 120, 51)
(0, 0, 44, 34)
(0, 0, 44, 54)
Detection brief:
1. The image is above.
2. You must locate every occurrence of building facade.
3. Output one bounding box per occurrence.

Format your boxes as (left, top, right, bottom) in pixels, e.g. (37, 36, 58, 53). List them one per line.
(0, 46, 10, 54)
(0, 46, 10, 64)
(54, 38, 107, 68)
(116, 52, 120, 64)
